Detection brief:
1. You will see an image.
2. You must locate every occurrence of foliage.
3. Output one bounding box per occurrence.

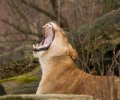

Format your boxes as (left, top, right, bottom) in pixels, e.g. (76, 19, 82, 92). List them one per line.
(71, 8, 120, 75)
(102, 0, 120, 14)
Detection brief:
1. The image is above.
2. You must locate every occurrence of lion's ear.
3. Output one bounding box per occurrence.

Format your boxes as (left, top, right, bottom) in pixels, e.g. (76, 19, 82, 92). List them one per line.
(67, 44, 78, 59)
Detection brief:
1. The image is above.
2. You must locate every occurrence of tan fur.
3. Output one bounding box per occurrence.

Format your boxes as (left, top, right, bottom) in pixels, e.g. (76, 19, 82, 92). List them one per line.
(33, 22, 120, 99)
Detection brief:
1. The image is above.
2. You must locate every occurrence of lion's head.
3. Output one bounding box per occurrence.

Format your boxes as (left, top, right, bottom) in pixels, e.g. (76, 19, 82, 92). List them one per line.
(33, 22, 77, 60)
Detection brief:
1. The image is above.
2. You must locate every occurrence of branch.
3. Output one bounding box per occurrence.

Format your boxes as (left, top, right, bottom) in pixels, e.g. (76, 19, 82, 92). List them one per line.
(2, 20, 32, 35)
(6, 0, 33, 34)
(50, 0, 69, 28)
(21, 0, 56, 19)
(21, 0, 69, 29)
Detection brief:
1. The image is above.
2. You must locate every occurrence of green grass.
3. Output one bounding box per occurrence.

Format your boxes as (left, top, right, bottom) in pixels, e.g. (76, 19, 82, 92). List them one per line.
(0, 67, 39, 83)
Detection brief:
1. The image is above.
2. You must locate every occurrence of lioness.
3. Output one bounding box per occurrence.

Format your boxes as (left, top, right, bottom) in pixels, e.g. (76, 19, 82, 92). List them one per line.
(33, 22, 120, 99)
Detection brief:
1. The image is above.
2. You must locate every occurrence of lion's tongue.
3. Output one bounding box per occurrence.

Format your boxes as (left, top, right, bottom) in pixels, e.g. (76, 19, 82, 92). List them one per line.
(43, 28, 53, 44)
(43, 36, 52, 46)
(38, 28, 53, 49)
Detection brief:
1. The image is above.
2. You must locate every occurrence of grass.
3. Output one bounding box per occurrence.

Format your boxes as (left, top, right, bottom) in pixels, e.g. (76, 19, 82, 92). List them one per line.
(0, 66, 39, 83)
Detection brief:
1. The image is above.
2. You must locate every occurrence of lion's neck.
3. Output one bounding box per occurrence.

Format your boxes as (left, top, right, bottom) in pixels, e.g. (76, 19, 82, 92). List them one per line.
(39, 55, 76, 75)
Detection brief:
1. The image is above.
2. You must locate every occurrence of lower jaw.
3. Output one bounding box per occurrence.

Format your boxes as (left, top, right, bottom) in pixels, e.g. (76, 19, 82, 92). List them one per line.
(33, 45, 50, 52)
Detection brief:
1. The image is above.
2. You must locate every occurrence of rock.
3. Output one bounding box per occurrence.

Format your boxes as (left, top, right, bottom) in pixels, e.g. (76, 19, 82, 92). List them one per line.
(75, 8, 120, 56)
(0, 94, 93, 100)
(0, 84, 6, 96)
(0, 41, 33, 66)
(0, 67, 41, 95)
(77, 8, 120, 47)
(0, 41, 37, 79)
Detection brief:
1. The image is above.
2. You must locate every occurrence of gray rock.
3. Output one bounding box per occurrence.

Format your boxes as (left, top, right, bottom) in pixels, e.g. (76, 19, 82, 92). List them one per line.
(0, 94, 93, 100)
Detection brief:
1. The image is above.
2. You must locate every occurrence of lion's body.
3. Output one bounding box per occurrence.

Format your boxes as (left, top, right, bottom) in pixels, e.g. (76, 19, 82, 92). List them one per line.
(36, 55, 120, 99)
(33, 22, 120, 99)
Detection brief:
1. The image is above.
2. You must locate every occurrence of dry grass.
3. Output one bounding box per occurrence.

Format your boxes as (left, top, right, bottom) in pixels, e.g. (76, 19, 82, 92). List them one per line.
(0, 53, 39, 79)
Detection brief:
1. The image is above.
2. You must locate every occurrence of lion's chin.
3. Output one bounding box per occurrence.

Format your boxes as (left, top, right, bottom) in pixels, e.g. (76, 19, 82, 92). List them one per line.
(33, 50, 45, 58)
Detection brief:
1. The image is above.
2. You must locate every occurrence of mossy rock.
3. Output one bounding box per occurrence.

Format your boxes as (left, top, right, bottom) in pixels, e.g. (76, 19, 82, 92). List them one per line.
(0, 67, 41, 95)
(0, 94, 93, 100)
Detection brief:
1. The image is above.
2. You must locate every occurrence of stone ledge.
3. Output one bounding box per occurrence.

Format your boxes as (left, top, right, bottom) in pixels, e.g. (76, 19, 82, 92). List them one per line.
(0, 94, 93, 100)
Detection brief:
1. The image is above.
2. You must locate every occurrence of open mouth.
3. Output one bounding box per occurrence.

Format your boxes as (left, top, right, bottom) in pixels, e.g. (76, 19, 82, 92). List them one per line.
(33, 26, 54, 51)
